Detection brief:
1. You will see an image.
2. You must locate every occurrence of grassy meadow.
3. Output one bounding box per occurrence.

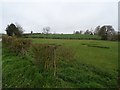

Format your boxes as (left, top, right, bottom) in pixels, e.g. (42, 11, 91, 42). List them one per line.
(24, 34, 101, 40)
(2, 37, 119, 88)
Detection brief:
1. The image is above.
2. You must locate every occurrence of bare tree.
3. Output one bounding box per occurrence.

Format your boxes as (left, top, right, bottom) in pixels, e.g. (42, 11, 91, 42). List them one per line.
(42, 26, 50, 34)
(15, 23, 24, 37)
(43, 27, 46, 34)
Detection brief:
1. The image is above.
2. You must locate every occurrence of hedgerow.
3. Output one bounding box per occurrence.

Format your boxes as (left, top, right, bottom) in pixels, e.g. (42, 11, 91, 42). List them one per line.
(2, 36, 31, 55)
(2, 35, 75, 76)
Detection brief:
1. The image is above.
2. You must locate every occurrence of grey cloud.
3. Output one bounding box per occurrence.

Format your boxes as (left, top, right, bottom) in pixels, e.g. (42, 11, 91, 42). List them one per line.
(2, 2, 118, 34)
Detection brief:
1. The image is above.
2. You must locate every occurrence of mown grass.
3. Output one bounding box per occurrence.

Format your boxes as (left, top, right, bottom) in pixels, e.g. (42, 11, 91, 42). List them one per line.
(2, 39, 119, 88)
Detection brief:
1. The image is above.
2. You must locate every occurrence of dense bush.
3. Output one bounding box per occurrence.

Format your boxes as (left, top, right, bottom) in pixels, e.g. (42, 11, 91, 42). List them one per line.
(2, 35, 31, 55)
(11, 39, 31, 55)
(2, 35, 16, 45)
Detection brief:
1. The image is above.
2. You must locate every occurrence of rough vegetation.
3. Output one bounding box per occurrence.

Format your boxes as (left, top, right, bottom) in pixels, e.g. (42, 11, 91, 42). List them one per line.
(2, 36, 118, 88)
(2, 23, 119, 88)
(2, 36, 31, 55)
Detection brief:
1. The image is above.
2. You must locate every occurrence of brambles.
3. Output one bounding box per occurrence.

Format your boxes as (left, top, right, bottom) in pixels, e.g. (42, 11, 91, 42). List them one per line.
(11, 39, 31, 55)
(2, 35, 16, 45)
(2, 36, 31, 55)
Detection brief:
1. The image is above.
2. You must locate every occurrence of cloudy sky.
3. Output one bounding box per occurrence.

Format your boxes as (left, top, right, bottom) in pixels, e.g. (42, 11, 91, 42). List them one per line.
(1, 0, 118, 34)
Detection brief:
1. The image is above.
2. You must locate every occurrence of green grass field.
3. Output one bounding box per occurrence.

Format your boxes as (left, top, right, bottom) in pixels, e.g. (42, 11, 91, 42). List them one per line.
(2, 38, 118, 88)
(24, 34, 101, 40)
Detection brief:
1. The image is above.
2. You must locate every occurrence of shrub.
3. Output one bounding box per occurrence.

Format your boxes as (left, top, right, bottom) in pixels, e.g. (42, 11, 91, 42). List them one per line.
(11, 38, 31, 55)
(2, 35, 31, 55)
(2, 35, 16, 45)
(2, 35, 8, 44)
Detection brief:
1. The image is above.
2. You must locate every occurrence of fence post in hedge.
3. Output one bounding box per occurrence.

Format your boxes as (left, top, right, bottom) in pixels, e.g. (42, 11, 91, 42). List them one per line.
(53, 46, 57, 76)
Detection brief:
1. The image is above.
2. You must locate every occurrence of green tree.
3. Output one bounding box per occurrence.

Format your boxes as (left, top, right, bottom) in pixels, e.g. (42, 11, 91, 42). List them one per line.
(6, 24, 16, 36)
(42, 26, 50, 34)
(5, 23, 24, 37)
(97, 25, 115, 40)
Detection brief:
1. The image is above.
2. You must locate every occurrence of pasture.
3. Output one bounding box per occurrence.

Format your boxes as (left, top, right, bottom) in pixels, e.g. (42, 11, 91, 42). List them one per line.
(24, 34, 101, 40)
(2, 38, 119, 88)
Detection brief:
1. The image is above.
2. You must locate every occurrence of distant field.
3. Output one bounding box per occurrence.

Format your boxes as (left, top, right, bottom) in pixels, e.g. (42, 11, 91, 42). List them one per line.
(24, 34, 101, 40)
(2, 38, 118, 88)
(31, 39, 118, 72)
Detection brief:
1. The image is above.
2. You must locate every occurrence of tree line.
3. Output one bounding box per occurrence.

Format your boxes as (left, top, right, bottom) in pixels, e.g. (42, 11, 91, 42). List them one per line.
(74, 25, 120, 41)
(5, 23, 120, 41)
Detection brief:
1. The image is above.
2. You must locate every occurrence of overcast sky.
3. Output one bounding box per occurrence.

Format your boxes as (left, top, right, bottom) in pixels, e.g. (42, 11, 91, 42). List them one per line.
(1, 0, 118, 34)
